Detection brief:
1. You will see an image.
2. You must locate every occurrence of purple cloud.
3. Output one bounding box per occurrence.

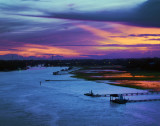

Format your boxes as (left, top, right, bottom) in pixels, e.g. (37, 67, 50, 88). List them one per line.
(148, 38, 160, 41)
(129, 34, 160, 37)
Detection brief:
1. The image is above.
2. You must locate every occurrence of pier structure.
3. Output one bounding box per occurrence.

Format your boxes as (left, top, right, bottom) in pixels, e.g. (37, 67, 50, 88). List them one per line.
(128, 99, 160, 103)
(84, 91, 160, 104)
(84, 91, 160, 97)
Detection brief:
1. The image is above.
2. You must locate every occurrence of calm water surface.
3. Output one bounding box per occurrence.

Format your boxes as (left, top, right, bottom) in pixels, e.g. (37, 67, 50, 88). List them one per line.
(0, 67, 160, 126)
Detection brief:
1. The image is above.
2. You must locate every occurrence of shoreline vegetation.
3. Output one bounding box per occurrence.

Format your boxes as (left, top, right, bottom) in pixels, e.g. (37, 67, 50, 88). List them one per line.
(71, 65, 160, 91)
(0, 58, 160, 91)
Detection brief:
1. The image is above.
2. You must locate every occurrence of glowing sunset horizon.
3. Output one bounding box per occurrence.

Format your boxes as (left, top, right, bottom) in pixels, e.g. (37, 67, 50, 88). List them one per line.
(0, 0, 160, 59)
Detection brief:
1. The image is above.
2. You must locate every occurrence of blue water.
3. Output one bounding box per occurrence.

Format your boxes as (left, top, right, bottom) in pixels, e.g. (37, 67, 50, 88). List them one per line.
(0, 67, 160, 126)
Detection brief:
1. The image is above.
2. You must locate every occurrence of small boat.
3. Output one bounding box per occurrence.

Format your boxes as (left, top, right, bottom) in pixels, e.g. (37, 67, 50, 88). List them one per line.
(53, 71, 59, 75)
(110, 94, 128, 104)
(84, 90, 101, 97)
(84, 90, 94, 96)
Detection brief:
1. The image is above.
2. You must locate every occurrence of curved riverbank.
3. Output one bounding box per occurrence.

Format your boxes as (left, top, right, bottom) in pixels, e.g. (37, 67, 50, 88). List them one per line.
(0, 67, 160, 126)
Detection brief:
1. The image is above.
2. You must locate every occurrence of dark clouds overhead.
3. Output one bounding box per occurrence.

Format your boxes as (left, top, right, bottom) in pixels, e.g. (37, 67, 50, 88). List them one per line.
(42, 0, 160, 28)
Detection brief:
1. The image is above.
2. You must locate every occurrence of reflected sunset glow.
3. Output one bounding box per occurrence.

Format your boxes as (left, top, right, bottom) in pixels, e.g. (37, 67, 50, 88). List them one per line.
(115, 80, 160, 91)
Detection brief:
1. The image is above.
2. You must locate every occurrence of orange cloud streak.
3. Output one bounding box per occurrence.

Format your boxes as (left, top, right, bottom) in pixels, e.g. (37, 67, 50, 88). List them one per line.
(77, 23, 160, 46)
(0, 44, 81, 58)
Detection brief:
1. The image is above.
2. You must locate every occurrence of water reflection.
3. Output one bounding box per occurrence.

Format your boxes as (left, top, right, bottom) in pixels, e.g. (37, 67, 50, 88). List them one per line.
(92, 73, 154, 78)
(104, 73, 133, 78)
(109, 102, 126, 107)
(115, 80, 160, 91)
(80, 69, 126, 73)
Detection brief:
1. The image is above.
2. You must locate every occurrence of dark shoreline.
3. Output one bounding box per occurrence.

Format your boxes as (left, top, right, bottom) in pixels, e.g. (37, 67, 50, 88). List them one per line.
(0, 58, 160, 71)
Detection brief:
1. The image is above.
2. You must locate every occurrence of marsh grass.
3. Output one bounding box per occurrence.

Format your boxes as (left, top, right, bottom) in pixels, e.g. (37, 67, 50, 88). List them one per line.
(71, 66, 160, 90)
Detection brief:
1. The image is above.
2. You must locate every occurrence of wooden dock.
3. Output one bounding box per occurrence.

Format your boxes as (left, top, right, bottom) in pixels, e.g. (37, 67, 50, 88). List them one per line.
(84, 91, 160, 97)
(128, 99, 160, 103)
(84, 90, 160, 103)
(45, 80, 80, 81)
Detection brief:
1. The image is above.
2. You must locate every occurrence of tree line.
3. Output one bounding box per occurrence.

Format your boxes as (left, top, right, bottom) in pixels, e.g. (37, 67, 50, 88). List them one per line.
(0, 58, 159, 71)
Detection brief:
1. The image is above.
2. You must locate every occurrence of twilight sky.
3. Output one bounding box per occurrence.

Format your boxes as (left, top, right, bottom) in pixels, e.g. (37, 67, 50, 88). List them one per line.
(0, 0, 160, 59)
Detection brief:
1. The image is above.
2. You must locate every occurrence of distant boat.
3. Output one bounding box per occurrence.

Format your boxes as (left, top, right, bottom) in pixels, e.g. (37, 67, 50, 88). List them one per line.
(84, 90, 101, 97)
(53, 71, 59, 75)
(84, 90, 94, 96)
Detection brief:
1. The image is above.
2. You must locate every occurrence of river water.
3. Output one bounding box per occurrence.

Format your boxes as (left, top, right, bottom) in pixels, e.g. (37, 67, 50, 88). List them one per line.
(0, 67, 160, 126)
